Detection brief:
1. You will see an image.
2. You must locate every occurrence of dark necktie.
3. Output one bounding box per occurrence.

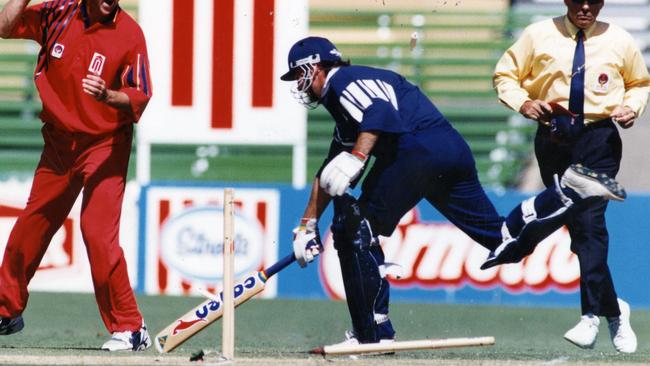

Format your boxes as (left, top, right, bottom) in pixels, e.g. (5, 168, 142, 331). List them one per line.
(569, 29, 585, 120)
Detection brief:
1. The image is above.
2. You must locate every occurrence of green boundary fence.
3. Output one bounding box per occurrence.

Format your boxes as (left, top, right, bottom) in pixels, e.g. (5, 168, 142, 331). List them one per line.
(0, 5, 544, 187)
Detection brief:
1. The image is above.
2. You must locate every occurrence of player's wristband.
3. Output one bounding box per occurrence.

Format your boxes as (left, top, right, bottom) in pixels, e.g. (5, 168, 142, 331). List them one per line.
(351, 149, 368, 162)
(299, 217, 314, 231)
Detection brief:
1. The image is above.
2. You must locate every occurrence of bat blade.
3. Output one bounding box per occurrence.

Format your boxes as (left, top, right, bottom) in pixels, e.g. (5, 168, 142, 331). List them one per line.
(154, 271, 265, 353)
(154, 253, 296, 353)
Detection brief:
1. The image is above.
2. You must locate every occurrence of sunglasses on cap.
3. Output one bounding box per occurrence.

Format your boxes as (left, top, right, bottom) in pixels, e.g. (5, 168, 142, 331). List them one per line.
(571, 0, 603, 4)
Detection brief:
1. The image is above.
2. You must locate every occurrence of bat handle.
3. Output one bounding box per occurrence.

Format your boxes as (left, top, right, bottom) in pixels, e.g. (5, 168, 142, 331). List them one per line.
(260, 253, 296, 280)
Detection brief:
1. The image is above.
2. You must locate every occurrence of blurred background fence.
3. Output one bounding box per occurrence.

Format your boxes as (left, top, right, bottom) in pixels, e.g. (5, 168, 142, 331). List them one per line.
(0, 0, 648, 188)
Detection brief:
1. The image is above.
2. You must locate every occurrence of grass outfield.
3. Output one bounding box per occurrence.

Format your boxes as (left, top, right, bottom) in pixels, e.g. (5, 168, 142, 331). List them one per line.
(0, 292, 648, 365)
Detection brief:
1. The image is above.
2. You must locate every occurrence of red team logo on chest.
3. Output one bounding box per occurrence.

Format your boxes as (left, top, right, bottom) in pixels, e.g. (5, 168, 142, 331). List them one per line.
(88, 52, 106, 75)
(51, 43, 65, 59)
(598, 73, 608, 86)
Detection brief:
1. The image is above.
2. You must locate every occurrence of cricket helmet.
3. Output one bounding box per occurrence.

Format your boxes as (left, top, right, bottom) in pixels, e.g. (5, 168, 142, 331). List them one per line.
(280, 36, 342, 81)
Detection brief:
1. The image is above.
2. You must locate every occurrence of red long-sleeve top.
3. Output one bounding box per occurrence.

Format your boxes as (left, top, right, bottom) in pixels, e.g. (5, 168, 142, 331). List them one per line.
(10, 0, 152, 134)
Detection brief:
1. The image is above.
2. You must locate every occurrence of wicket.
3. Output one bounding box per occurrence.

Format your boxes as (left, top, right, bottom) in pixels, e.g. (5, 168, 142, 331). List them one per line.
(221, 188, 235, 360)
(310, 336, 496, 356)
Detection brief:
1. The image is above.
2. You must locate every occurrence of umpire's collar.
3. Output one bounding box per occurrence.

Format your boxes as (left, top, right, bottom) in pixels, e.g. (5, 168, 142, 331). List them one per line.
(564, 16, 597, 40)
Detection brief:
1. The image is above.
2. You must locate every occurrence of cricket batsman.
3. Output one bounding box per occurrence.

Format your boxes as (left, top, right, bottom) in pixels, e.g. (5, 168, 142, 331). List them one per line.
(281, 36, 626, 345)
(0, 0, 152, 351)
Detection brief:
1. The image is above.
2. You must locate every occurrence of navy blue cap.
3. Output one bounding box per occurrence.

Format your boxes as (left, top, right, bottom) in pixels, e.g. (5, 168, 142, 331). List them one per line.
(280, 36, 342, 81)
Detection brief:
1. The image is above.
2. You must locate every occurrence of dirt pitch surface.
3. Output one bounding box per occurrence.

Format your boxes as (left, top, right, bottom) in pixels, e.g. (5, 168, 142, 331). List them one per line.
(1, 294, 648, 365)
(0, 354, 645, 366)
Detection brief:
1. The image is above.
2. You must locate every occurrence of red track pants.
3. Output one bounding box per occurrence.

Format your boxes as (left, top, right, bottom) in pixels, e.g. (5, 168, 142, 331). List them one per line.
(0, 123, 142, 333)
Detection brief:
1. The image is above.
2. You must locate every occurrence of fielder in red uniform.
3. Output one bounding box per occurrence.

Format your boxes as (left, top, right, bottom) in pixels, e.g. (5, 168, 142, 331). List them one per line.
(0, 0, 152, 351)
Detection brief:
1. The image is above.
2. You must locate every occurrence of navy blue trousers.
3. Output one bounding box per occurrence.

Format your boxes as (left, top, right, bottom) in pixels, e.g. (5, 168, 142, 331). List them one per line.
(359, 124, 504, 252)
(535, 120, 622, 317)
(344, 122, 581, 338)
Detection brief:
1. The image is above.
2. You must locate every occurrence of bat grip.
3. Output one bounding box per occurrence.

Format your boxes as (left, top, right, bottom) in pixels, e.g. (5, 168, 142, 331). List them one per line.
(261, 253, 296, 280)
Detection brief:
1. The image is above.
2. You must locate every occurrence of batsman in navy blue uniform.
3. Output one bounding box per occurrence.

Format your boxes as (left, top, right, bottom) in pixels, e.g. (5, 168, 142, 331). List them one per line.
(282, 37, 626, 345)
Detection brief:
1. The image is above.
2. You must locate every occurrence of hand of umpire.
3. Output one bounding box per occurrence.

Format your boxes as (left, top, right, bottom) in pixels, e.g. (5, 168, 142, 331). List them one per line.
(610, 106, 636, 129)
(519, 100, 553, 125)
(320, 151, 365, 196)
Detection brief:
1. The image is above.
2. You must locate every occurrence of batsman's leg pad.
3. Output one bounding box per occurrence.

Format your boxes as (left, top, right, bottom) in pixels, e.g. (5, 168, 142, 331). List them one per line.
(337, 249, 381, 343)
(482, 186, 572, 270)
(332, 193, 376, 252)
(332, 194, 383, 343)
(505, 183, 569, 237)
(375, 314, 396, 341)
(371, 246, 394, 338)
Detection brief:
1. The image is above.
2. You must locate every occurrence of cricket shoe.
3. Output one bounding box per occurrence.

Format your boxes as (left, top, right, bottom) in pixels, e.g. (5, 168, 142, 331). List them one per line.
(0, 315, 24, 335)
(608, 299, 637, 353)
(333, 330, 395, 356)
(101, 322, 152, 351)
(563, 314, 599, 349)
(560, 164, 626, 202)
(480, 238, 521, 270)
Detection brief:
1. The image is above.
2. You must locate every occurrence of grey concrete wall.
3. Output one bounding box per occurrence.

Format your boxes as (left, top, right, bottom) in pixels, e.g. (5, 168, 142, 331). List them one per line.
(518, 111, 650, 194)
(618, 111, 650, 193)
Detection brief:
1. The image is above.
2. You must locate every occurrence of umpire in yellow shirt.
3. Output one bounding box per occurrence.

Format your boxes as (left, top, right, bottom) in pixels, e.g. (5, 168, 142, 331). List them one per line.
(493, 0, 649, 353)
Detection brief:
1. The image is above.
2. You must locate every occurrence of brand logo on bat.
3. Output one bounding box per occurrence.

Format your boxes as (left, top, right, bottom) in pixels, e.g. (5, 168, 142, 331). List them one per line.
(172, 318, 207, 335)
(195, 300, 221, 319)
(193, 275, 259, 319)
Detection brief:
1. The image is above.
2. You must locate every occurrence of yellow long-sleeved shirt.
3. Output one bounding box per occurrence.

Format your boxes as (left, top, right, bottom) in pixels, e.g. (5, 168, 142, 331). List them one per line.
(493, 16, 650, 123)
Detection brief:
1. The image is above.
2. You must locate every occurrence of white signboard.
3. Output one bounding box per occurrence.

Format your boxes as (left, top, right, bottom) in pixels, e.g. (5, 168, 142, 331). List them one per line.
(140, 185, 280, 297)
(137, 0, 308, 186)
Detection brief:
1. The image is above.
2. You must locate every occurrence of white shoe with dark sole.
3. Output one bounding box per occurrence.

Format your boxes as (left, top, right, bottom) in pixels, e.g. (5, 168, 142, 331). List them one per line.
(102, 322, 152, 351)
(561, 164, 626, 201)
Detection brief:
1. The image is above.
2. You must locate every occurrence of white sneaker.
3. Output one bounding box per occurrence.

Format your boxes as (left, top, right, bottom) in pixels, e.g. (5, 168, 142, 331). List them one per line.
(560, 164, 626, 201)
(332, 330, 395, 356)
(334, 330, 360, 347)
(608, 299, 637, 353)
(101, 322, 152, 351)
(336, 330, 395, 345)
(564, 314, 599, 349)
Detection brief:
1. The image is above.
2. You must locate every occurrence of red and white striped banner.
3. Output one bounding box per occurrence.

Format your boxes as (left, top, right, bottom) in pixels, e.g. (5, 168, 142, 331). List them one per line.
(142, 186, 280, 296)
(138, 0, 307, 145)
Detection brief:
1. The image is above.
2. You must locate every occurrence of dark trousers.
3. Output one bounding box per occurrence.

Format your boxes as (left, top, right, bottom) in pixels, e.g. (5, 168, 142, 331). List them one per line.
(359, 124, 504, 251)
(535, 120, 622, 317)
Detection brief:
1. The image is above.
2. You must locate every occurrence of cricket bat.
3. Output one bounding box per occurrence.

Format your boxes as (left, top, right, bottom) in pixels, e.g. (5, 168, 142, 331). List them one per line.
(154, 253, 296, 353)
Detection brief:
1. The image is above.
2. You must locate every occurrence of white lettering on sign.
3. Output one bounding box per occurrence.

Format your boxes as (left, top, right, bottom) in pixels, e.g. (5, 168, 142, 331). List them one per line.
(320, 208, 579, 300)
(159, 206, 264, 282)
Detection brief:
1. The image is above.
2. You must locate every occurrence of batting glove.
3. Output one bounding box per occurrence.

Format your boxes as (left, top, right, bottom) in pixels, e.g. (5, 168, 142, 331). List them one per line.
(292, 218, 323, 268)
(320, 151, 366, 196)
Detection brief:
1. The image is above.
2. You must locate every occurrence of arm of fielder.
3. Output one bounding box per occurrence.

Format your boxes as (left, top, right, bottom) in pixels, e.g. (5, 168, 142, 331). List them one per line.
(154, 253, 296, 353)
